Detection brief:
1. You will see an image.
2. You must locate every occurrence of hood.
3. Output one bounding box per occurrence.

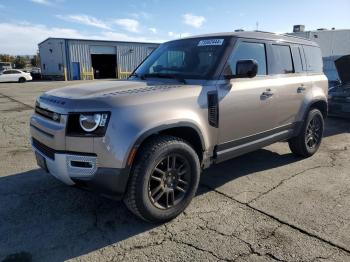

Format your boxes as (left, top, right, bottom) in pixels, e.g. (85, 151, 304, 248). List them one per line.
(335, 55, 350, 86)
(45, 80, 151, 99)
(38, 80, 203, 113)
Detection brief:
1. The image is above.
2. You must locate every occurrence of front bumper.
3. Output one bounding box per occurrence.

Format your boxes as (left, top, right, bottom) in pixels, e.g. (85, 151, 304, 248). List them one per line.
(32, 140, 130, 199)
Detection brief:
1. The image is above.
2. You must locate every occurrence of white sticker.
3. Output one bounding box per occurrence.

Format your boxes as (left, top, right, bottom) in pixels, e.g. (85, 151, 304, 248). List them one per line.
(198, 39, 224, 46)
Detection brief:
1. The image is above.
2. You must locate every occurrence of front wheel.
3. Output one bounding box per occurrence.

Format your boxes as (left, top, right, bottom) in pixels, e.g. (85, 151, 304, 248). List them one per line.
(18, 77, 26, 83)
(124, 135, 200, 223)
(289, 108, 324, 157)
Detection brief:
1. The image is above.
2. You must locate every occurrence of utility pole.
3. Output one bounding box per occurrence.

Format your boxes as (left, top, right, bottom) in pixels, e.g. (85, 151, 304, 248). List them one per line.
(256, 21, 259, 31)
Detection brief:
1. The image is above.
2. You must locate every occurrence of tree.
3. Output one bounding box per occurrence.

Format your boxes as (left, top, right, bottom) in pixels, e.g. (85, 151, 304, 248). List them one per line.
(31, 54, 40, 67)
(13, 56, 26, 69)
(0, 54, 15, 63)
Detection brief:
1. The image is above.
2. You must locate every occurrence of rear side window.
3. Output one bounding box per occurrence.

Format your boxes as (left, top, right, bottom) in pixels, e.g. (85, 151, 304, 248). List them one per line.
(228, 42, 267, 75)
(271, 45, 294, 74)
(303, 46, 323, 73)
(4, 70, 17, 74)
(291, 46, 304, 73)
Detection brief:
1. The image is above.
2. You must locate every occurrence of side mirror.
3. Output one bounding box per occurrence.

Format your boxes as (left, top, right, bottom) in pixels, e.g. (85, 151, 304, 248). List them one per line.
(236, 59, 258, 78)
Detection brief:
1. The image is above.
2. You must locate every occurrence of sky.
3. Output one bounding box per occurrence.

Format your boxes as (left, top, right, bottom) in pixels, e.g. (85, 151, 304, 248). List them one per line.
(0, 0, 349, 55)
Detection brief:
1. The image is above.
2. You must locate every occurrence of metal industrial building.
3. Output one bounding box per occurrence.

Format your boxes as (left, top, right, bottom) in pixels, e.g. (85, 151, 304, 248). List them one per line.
(289, 26, 350, 81)
(38, 38, 159, 80)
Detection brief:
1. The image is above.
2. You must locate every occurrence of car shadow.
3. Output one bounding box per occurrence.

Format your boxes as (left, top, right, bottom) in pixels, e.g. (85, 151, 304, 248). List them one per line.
(199, 148, 302, 195)
(0, 169, 156, 262)
(0, 148, 302, 261)
(1, 118, 347, 261)
(324, 117, 350, 137)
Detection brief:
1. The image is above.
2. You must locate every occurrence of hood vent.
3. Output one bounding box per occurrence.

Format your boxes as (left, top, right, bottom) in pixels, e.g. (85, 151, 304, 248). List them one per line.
(207, 91, 219, 128)
(104, 85, 182, 96)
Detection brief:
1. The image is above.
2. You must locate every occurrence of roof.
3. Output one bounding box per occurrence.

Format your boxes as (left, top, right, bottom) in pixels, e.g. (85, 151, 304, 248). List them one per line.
(182, 31, 319, 46)
(297, 29, 350, 33)
(38, 37, 161, 46)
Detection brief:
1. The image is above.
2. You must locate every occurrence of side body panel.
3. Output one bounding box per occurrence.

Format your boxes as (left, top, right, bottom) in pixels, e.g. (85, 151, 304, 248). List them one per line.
(215, 37, 328, 163)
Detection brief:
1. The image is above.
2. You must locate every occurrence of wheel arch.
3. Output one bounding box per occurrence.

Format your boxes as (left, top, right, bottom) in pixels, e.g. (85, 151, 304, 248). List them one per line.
(307, 99, 328, 119)
(128, 122, 206, 167)
(294, 98, 328, 136)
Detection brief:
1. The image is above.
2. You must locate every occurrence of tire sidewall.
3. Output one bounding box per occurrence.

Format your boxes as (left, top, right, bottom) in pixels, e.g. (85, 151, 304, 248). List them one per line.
(136, 141, 200, 222)
(303, 109, 324, 155)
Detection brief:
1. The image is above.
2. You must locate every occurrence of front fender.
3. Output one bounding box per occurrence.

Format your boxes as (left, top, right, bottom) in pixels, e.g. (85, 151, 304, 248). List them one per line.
(93, 106, 213, 169)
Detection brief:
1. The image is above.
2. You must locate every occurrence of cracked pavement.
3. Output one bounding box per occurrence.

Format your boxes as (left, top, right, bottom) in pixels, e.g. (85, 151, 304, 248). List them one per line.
(0, 81, 349, 262)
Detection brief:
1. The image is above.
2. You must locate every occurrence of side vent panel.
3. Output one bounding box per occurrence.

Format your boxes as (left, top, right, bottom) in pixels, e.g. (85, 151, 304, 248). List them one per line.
(207, 91, 219, 128)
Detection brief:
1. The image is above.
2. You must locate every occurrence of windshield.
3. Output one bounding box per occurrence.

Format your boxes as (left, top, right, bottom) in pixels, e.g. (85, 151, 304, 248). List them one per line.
(134, 37, 230, 80)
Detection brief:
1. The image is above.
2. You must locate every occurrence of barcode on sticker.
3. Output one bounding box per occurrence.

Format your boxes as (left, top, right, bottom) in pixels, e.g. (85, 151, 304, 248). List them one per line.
(198, 39, 224, 46)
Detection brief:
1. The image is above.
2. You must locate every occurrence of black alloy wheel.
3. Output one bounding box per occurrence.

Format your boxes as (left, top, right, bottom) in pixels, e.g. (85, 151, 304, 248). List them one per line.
(148, 154, 191, 209)
(305, 115, 323, 150)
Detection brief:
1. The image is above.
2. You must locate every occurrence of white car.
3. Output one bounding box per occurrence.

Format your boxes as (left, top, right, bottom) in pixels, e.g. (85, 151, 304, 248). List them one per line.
(0, 69, 33, 83)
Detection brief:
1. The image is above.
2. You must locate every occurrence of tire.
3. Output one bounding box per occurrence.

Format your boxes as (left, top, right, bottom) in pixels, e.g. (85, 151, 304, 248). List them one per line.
(124, 135, 200, 223)
(18, 77, 26, 83)
(288, 108, 324, 157)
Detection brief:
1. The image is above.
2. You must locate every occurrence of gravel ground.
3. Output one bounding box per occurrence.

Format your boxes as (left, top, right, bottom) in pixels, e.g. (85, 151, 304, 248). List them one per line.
(0, 80, 349, 262)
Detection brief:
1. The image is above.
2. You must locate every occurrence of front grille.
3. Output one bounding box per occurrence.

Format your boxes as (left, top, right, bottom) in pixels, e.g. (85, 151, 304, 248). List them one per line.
(35, 106, 61, 122)
(32, 138, 56, 160)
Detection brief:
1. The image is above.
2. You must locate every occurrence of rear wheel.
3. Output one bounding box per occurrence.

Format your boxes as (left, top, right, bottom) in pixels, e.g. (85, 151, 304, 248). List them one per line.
(289, 109, 324, 157)
(18, 77, 26, 83)
(124, 135, 200, 223)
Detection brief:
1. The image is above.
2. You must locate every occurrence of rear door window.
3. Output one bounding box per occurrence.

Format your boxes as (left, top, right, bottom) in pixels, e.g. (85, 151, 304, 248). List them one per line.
(271, 44, 294, 74)
(303, 46, 323, 73)
(228, 41, 267, 76)
(291, 46, 304, 73)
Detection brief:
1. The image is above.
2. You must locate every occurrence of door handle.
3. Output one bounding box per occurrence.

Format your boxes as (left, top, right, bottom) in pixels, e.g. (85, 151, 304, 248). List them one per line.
(297, 86, 306, 93)
(261, 89, 274, 98)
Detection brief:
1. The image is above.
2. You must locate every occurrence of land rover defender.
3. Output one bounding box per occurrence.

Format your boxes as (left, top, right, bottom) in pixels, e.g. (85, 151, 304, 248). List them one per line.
(30, 32, 328, 222)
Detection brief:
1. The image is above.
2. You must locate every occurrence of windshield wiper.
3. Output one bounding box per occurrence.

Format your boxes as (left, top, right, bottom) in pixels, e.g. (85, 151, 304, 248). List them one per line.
(143, 73, 186, 84)
(128, 72, 145, 80)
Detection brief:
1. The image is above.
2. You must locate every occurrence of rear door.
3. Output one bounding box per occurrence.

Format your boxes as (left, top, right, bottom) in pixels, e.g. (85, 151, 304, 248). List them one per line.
(11, 70, 23, 81)
(266, 43, 308, 127)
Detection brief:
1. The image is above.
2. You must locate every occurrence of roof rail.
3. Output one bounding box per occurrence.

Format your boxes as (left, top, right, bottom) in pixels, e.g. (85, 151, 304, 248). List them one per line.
(281, 33, 309, 41)
(253, 30, 279, 35)
(252, 30, 310, 41)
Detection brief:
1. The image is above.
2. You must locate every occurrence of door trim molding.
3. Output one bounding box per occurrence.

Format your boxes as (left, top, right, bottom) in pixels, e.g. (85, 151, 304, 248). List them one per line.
(214, 123, 295, 163)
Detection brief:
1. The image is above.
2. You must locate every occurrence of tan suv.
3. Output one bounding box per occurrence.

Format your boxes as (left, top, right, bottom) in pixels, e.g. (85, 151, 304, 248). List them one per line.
(30, 32, 328, 222)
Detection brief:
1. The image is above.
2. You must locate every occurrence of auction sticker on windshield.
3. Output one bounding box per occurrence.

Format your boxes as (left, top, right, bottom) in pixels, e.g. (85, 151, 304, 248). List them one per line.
(198, 39, 224, 46)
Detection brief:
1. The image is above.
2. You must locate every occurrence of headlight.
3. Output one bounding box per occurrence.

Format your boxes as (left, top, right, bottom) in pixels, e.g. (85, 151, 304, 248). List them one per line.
(79, 114, 102, 132)
(67, 112, 110, 137)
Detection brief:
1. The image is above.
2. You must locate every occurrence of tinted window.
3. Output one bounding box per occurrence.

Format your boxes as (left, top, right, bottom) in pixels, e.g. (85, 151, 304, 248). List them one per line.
(3, 70, 17, 74)
(228, 42, 267, 75)
(135, 37, 229, 79)
(271, 45, 294, 74)
(291, 46, 303, 73)
(303, 46, 323, 73)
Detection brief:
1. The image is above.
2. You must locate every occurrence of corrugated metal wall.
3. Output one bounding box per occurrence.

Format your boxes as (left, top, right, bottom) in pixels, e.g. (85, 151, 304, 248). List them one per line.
(67, 40, 159, 80)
